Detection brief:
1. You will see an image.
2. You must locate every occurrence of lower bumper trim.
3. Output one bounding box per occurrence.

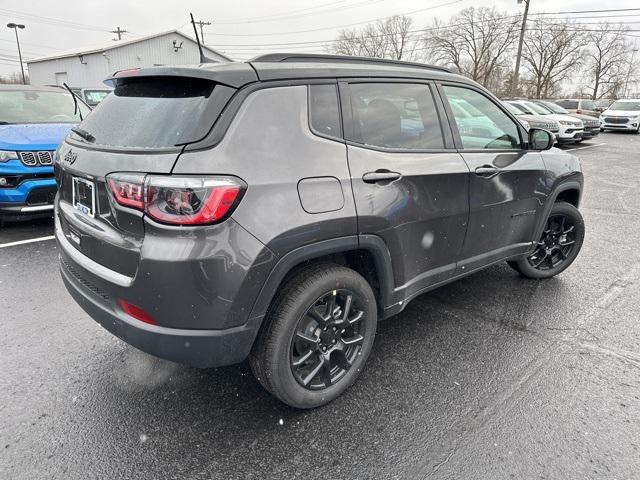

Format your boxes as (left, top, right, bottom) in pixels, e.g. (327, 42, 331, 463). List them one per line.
(60, 260, 262, 368)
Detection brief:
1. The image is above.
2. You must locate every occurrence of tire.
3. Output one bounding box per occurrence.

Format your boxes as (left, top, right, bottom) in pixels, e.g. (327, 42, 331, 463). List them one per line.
(508, 201, 584, 279)
(249, 263, 377, 409)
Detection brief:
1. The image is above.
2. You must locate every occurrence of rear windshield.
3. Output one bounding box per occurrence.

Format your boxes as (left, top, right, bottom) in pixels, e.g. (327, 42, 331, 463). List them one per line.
(556, 100, 578, 109)
(73, 77, 216, 149)
(0, 89, 90, 124)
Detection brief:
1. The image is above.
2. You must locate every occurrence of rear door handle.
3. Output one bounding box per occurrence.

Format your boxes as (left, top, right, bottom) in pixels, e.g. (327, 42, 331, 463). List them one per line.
(474, 165, 500, 177)
(362, 170, 402, 183)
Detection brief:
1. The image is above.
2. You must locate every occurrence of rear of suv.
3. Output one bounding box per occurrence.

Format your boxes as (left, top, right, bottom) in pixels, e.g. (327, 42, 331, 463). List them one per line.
(554, 98, 600, 118)
(55, 54, 585, 408)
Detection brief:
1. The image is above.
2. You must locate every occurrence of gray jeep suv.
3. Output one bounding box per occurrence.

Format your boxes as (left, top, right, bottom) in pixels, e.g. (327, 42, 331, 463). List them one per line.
(54, 54, 584, 408)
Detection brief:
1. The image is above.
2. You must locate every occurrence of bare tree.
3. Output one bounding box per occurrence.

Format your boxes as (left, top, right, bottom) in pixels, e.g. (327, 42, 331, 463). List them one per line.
(423, 7, 520, 92)
(583, 23, 631, 99)
(331, 15, 419, 60)
(521, 18, 584, 98)
(0, 71, 29, 84)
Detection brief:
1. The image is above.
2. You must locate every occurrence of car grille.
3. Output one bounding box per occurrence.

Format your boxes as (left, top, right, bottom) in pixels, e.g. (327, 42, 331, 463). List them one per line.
(18, 151, 54, 166)
(26, 186, 57, 205)
(604, 117, 628, 124)
(530, 122, 558, 131)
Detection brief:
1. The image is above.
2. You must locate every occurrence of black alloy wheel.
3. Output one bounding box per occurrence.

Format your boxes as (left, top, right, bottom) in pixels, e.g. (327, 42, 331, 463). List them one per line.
(250, 263, 377, 409)
(527, 213, 577, 271)
(507, 201, 584, 279)
(290, 289, 366, 390)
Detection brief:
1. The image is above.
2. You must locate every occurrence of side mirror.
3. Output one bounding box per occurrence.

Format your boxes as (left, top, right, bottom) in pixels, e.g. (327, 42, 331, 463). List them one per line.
(529, 128, 554, 151)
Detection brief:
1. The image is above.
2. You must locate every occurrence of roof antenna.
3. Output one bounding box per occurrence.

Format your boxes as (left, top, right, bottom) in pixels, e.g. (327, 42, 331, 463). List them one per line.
(190, 13, 213, 64)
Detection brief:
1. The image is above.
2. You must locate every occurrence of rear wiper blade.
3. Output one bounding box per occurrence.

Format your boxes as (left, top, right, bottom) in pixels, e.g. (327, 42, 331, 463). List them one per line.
(71, 127, 95, 142)
(62, 82, 84, 121)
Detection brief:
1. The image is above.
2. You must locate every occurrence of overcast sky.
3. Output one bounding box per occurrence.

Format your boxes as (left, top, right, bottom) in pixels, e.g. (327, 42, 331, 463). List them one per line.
(1, 0, 639, 77)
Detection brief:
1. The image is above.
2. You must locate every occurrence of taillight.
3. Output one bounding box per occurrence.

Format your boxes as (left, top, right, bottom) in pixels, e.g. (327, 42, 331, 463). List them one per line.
(107, 173, 145, 210)
(106, 173, 244, 226)
(576, 110, 582, 114)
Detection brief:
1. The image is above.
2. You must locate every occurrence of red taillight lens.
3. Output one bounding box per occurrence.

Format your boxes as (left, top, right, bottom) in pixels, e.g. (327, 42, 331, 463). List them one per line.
(118, 299, 156, 325)
(107, 174, 145, 210)
(576, 110, 582, 114)
(146, 177, 241, 225)
(106, 173, 244, 226)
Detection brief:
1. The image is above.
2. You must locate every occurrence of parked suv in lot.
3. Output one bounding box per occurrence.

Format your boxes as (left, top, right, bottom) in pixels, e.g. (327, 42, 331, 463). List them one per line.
(0, 85, 89, 224)
(600, 99, 640, 133)
(554, 98, 600, 117)
(55, 54, 585, 408)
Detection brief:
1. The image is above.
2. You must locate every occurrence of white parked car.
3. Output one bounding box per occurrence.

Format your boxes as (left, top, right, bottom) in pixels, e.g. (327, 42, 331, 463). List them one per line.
(506, 100, 583, 144)
(502, 101, 560, 138)
(600, 99, 640, 133)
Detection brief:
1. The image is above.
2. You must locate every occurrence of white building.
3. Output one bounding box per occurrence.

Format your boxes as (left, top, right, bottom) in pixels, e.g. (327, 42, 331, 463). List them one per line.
(26, 30, 231, 87)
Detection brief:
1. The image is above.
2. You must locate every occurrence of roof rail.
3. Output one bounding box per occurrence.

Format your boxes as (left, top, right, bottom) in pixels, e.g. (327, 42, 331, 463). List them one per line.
(250, 53, 451, 73)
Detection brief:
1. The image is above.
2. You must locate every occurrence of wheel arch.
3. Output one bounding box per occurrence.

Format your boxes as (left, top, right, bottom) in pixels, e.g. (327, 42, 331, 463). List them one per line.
(247, 235, 395, 323)
(532, 179, 583, 243)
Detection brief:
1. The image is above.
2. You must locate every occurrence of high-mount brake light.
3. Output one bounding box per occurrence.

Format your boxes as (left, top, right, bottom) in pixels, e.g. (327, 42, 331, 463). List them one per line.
(106, 174, 244, 226)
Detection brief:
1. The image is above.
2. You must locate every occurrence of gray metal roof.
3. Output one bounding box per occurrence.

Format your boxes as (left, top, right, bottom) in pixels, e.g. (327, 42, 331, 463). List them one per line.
(27, 30, 232, 64)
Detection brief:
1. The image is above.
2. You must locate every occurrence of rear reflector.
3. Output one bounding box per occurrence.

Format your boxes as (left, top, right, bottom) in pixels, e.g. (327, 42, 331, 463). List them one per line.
(118, 299, 156, 325)
(106, 174, 245, 226)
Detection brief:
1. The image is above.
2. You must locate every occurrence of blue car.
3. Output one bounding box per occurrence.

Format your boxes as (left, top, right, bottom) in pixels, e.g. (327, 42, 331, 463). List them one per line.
(0, 85, 89, 224)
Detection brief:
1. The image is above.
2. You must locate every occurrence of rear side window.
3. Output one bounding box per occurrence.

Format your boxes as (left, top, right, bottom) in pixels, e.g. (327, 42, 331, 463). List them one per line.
(309, 84, 342, 139)
(582, 100, 597, 111)
(347, 83, 444, 150)
(74, 77, 216, 149)
(556, 100, 579, 110)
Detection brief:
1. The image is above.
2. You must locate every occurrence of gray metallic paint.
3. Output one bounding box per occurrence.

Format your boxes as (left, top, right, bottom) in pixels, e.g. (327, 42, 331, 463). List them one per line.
(55, 62, 584, 368)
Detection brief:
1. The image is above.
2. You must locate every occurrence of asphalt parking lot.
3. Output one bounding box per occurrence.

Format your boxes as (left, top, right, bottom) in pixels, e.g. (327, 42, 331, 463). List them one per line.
(1, 132, 639, 480)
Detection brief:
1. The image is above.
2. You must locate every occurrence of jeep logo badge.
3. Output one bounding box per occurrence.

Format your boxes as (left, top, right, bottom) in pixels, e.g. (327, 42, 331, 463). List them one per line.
(63, 150, 77, 165)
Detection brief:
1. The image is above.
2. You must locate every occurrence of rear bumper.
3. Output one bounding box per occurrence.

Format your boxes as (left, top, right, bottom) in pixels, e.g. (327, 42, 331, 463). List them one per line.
(55, 206, 272, 368)
(60, 260, 261, 367)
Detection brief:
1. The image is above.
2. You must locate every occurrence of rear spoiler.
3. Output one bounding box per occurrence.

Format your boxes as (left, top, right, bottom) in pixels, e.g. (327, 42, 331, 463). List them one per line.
(103, 63, 258, 89)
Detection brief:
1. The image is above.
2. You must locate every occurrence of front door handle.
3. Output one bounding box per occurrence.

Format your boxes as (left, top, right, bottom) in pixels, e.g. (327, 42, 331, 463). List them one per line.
(474, 165, 500, 177)
(362, 170, 402, 184)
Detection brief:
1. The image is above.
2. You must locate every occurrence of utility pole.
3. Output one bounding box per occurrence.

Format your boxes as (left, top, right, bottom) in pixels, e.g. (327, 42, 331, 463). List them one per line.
(111, 26, 127, 41)
(193, 20, 211, 44)
(6, 23, 26, 84)
(511, 0, 530, 98)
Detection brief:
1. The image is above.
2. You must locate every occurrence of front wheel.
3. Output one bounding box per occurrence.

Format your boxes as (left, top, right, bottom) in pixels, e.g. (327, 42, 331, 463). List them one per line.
(250, 263, 377, 409)
(508, 202, 584, 279)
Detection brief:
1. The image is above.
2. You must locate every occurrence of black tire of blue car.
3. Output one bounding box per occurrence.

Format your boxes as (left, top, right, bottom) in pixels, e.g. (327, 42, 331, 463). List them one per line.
(508, 202, 585, 279)
(250, 263, 377, 409)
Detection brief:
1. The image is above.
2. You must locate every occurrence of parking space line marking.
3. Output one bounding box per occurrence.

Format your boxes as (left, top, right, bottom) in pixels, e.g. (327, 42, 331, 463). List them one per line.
(571, 142, 607, 151)
(0, 235, 55, 249)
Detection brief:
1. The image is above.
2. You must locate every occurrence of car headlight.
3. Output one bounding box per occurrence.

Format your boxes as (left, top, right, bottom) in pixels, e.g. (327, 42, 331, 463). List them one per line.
(0, 150, 18, 163)
(559, 121, 573, 126)
(520, 120, 530, 129)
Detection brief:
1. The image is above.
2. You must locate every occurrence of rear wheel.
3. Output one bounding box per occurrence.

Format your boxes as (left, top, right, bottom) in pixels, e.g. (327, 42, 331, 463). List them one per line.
(250, 263, 377, 409)
(508, 202, 584, 279)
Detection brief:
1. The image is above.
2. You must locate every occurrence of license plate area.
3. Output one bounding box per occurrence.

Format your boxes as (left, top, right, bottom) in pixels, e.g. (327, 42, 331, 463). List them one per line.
(72, 177, 96, 217)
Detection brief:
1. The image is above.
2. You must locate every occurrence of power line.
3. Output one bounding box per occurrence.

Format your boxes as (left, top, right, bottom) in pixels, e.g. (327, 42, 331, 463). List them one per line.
(204, 7, 640, 48)
(204, 0, 463, 37)
(0, 8, 111, 33)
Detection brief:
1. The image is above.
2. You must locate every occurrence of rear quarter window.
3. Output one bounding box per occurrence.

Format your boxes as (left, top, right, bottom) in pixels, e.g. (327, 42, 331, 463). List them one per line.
(308, 84, 342, 139)
(73, 76, 217, 149)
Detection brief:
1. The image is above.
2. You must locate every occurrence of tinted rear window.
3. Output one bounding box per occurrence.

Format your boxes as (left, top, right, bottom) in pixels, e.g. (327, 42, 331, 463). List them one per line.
(73, 77, 216, 148)
(556, 100, 579, 109)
